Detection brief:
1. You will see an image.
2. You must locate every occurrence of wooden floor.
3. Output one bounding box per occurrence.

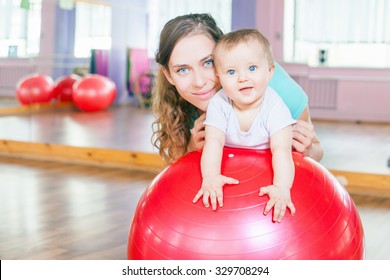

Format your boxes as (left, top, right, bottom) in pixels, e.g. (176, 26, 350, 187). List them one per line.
(0, 157, 157, 260)
(0, 101, 389, 259)
(0, 103, 157, 153)
(0, 156, 389, 260)
(0, 102, 389, 194)
(1, 103, 389, 171)
(314, 120, 390, 175)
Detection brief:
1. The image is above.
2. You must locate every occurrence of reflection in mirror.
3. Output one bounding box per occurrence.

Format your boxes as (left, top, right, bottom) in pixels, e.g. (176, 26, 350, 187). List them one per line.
(0, 0, 389, 182)
(0, 64, 35, 142)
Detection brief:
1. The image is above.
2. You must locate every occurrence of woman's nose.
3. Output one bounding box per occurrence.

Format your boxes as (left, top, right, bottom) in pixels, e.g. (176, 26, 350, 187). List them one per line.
(193, 71, 206, 88)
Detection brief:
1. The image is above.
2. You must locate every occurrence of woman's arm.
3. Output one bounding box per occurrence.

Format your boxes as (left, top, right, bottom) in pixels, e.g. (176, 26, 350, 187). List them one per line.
(269, 63, 324, 162)
(293, 106, 324, 161)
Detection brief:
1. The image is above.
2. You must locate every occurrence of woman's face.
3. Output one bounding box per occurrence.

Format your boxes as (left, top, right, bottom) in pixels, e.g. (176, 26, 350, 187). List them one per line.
(163, 33, 221, 112)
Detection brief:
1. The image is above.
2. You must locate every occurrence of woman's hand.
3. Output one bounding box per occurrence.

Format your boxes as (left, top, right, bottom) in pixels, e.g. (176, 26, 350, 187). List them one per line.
(187, 113, 206, 152)
(292, 119, 316, 154)
(292, 107, 324, 162)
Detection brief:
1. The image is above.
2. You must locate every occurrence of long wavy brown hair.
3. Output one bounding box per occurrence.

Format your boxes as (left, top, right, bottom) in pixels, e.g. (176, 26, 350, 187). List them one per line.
(151, 14, 223, 164)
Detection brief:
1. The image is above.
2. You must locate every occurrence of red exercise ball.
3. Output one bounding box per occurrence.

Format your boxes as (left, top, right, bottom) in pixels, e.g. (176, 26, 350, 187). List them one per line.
(128, 148, 365, 260)
(72, 74, 116, 112)
(52, 74, 80, 102)
(16, 74, 54, 105)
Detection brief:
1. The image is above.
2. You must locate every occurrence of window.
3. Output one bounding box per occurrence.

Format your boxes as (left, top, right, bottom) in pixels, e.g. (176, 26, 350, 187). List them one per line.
(0, 0, 42, 58)
(147, 0, 232, 57)
(74, 1, 112, 58)
(284, 0, 390, 68)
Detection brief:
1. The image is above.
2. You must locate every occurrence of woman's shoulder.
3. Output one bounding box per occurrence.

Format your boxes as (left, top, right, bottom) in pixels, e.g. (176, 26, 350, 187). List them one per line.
(268, 63, 308, 119)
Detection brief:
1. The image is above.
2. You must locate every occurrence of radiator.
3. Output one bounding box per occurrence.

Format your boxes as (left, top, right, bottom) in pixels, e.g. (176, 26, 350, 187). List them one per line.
(292, 76, 338, 110)
(0, 65, 37, 97)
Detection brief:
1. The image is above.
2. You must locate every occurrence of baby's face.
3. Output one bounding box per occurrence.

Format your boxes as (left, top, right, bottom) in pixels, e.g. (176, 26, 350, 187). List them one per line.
(214, 39, 272, 109)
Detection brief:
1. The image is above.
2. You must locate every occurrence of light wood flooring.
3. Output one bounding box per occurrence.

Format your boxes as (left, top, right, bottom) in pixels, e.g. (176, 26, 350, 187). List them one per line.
(1, 104, 389, 172)
(0, 104, 157, 153)
(0, 102, 389, 259)
(0, 157, 157, 260)
(314, 120, 390, 175)
(0, 156, 389, 260)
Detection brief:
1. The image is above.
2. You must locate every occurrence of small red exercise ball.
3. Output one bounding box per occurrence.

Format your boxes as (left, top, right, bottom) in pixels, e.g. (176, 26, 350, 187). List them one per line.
(128, 148, 365, 260)
(52, 74, 80, 102)
(72, 74, 116, 112)
(16, 74, 54, 105)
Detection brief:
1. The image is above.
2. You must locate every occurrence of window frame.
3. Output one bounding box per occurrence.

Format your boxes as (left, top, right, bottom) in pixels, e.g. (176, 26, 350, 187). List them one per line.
(283, 0, 390, 69)
(0, 0, 42, 58)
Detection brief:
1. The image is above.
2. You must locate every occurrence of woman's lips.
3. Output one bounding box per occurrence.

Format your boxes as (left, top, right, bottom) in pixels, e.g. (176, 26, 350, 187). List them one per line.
(192, 88, 216, 99)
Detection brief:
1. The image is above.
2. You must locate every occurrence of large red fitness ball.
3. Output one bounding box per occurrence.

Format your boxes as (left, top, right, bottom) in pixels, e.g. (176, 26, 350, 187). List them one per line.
(73, 74, 116, 112)
(52, 74, 80, 102)
(16, 74, 54, 105)
(128, 148, 365, 260)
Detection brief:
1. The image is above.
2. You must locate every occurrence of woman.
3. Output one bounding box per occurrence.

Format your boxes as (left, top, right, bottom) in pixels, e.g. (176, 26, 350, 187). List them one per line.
(152, 13, 323, 164)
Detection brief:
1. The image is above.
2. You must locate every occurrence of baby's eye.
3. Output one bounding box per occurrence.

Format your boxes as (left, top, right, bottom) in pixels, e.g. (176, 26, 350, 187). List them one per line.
(204, 59, 214, 68)
(227, 69, 236, 75)
(249, 65, 257, 72)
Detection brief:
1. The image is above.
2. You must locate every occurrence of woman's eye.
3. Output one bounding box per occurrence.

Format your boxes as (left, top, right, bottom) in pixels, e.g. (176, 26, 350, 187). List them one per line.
(204, 59, 214, 68)
(249, 65, 257, 71)
(227, 69, 235, 75)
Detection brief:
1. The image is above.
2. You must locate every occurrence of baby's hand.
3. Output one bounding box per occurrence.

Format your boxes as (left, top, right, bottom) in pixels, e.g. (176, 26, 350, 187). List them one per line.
(193, 174, 239, 210)
(259, 185, 295, 222)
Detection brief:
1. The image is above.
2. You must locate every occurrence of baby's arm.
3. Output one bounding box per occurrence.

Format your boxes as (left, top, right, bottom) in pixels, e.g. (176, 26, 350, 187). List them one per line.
(259, 125, 296, 222)
(193, 125, 239, 210)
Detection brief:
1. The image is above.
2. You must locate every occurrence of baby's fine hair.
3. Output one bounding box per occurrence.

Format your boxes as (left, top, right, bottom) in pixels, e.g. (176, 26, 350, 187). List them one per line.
(215, 29, 274, 66)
